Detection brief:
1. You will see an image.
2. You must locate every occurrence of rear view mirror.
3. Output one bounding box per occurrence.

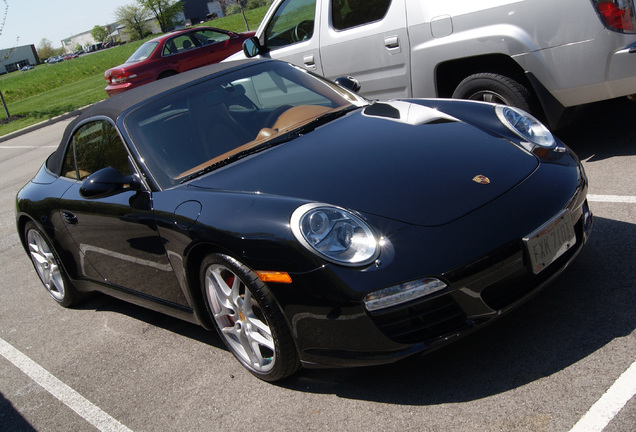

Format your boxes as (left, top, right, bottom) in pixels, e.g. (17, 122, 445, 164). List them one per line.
(243, 37, 264, 58)
(334, 76, 361, 93)
(79, 167, 142, 199)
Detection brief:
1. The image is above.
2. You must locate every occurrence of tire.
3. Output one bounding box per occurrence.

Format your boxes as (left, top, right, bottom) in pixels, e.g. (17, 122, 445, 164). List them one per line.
(200, 254, 299, 381)
(24, 221, 78, 307)
(452, 73, 534, 113)
(157, 71, 177, 80)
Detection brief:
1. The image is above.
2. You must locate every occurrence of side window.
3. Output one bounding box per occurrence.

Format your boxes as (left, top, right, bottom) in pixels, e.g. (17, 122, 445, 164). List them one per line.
(192, 29, 230, 46)
(332, 0, 391, 31)
(163, 34, 195, 55)
(265, 0, 316, 48)
(61, 121, 132, 180)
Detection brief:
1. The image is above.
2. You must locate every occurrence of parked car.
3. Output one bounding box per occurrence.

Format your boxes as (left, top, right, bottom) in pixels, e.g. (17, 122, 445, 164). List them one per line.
(17, 59, 592, 381)
(104, 26, 255, 96)
(20, 65, 34, 71)
(234, 0, 636, 127)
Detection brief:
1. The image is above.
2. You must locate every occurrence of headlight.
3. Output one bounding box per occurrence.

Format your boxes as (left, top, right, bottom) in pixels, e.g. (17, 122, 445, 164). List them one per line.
(290, 203, 379, 266)
(495, 105, 555, 149)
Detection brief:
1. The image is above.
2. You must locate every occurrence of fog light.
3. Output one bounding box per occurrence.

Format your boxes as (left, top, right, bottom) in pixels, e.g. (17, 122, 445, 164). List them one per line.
(363, 278, 447, 312)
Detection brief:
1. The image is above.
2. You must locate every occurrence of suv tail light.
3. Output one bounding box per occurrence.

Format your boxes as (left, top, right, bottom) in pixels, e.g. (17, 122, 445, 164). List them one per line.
(592, 0, 636, 32)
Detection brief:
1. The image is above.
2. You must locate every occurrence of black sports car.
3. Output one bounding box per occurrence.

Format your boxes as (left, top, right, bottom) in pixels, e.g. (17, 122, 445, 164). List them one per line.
(16, 59, 592, 381)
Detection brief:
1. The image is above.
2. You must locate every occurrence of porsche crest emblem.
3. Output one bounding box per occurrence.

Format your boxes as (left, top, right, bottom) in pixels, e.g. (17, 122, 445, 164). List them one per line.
(472, 175, 491, 185)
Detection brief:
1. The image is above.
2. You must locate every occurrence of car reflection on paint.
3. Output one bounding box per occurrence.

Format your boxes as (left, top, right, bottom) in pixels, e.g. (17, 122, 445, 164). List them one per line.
(16, 59, 592, 381)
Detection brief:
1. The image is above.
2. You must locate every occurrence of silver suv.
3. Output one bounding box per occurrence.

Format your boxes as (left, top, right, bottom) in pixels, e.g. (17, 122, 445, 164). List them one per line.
(237, 0, 636, 127)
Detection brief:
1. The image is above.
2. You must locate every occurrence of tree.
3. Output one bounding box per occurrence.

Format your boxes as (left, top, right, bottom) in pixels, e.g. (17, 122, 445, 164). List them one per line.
(0, 0, 19, 60)
(91, 25, 109, 44)
(115, 4, 151, 41)
(37, 38, 63, 60)
(219, 0, 250, 31)
(137, 0, 183, 33)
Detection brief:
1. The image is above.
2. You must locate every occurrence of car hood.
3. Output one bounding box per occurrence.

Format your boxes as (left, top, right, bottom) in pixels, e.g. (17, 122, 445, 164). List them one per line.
(190, 101, 539, 226)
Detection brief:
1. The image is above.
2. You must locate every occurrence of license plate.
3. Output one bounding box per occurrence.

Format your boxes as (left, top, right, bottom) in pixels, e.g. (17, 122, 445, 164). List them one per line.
(523, 210, 576, 274)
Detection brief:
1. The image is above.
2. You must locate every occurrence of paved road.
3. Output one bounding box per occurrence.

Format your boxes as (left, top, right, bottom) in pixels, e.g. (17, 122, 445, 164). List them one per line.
(0, 99, 634, 431)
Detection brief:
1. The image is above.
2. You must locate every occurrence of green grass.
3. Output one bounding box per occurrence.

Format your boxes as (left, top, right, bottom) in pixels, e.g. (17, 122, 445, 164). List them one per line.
(0, 7, 268, 137)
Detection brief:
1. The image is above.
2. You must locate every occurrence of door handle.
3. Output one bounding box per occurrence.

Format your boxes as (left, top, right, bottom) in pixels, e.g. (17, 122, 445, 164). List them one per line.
(303, 54, 316, 69)
(61, 211, 78, 225)
(384, 36, 400, 49)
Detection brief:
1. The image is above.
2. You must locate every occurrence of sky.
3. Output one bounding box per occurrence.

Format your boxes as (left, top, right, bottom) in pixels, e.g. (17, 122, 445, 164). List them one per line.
(0, 0, 134, 50)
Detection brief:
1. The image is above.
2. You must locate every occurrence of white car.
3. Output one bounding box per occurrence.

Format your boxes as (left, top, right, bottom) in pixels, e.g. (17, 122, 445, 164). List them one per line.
(234, 0, 636, 127)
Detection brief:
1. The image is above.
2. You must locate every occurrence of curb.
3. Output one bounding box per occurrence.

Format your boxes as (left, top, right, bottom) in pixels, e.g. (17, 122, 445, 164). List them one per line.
(0, 107, 86, 143)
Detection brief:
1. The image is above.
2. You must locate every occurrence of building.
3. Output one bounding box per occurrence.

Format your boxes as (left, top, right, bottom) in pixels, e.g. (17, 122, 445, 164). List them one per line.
(207, 1, 225, 19)
(61, 23, 120, 54)
(0, 45, 40, 74)
(182, 0, 213, 24)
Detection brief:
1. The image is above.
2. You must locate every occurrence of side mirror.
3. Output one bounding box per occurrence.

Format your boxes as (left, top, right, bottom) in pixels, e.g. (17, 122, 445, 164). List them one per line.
(334, 76, 361, 93)
(79, 167, 142, 199)
(242, 36, 264, 58)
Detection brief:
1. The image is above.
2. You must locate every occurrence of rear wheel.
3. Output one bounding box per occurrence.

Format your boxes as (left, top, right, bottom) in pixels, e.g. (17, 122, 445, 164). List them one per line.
(452, 72, 534, 112)
(24, 221, 77, 307)
(157, 70, 177, 80)
(201, 254, 299, 381)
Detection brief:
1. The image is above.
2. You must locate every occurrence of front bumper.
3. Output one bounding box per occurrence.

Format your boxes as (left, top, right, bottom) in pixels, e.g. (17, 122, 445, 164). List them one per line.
(277, 152, 591, 368)
(294, 200, 591, 368)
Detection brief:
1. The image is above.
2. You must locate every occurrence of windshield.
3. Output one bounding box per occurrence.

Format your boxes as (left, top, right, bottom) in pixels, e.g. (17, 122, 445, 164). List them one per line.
(124, 61, 366, 188)
(126, 41, 159, 63)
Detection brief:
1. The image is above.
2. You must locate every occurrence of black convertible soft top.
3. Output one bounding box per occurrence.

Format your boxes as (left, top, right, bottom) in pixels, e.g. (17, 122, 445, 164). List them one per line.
(46, 58, 258, 174)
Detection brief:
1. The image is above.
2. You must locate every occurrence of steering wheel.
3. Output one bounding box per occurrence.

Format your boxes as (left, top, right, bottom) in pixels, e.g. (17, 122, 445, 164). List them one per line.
(292, 20, 314, 42)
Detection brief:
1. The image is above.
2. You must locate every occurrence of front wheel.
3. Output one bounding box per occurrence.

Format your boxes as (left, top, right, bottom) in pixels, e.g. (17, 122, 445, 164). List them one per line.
(201, 254, 299, 381)
(452, 72, 534, 113)
(24, 221, 78, 307)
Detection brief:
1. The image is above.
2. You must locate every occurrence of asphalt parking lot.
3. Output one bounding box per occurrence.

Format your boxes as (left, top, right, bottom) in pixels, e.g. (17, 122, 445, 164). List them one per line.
(0, 97, 634, 432)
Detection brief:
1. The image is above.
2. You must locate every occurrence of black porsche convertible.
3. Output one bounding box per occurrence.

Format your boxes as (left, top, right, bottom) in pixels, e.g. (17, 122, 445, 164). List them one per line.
(16, 59, 592, 381)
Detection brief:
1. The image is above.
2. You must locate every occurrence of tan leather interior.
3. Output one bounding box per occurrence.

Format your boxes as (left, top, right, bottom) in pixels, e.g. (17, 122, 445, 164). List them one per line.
(271, 105, 331, 132)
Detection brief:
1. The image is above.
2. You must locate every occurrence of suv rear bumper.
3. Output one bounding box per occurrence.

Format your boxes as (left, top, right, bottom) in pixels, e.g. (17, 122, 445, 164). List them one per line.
(520, 31, 636, 107)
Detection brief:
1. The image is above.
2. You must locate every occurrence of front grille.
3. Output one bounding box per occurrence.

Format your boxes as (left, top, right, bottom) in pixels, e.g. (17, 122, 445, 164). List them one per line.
(367, 294, 469, 344)
(368, 212, 585, 345)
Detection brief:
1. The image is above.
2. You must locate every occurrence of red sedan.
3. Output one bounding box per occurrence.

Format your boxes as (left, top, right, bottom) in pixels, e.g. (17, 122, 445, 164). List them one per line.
(104, 27, 255, 96)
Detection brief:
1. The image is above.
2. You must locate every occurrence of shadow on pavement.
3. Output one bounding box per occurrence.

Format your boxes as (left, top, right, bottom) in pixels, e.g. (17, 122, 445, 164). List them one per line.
(557, 97, 636, 161)
(0, 391, 37, 432)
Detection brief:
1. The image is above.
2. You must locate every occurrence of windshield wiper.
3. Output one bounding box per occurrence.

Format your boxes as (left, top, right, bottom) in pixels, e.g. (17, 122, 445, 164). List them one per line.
(291, 105, 359, 136)
(179, 133, 297, 184)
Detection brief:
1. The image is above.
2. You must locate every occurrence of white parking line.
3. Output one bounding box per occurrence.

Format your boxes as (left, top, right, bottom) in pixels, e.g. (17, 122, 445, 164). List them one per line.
(0, 337, 132, 432)
(569, 360, 636, 432)
(588, 194, 636, 204)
